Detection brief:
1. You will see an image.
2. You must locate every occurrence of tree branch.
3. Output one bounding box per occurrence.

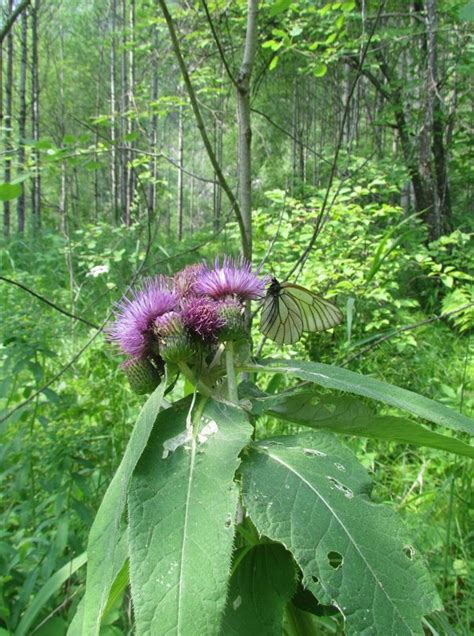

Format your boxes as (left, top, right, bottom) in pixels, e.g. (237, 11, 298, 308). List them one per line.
(157, 0, 249, 257)
(0, 0, 30, 46)
(287, 0, 387, 280)
(0, 276, 99, 328)
(200, 0, 237, 88)
(251, 107, 332, 166)
(343, 303, 474, 365)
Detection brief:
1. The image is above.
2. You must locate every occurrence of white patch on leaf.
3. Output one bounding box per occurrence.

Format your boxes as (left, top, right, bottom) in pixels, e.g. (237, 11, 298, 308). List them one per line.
(162, 430, 192, 459)
(198, 419, 218, 443)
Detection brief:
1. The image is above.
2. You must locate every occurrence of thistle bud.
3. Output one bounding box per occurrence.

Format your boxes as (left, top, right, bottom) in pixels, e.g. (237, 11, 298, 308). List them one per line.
(122, 358, 162, 395)
(154, 312, 195, 363)
(217, 299, 246, 342)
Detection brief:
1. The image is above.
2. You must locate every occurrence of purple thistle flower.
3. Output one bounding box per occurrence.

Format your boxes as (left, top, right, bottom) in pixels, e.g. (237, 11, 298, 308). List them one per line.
(173, 263, 208, 299)
(107, 277, 177, 358)
(182, 296, 225, 341)
(195, 257, 266, 301)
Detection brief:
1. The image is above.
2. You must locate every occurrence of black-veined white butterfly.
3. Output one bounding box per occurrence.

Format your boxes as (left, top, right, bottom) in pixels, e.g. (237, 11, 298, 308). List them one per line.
(260, 278, 343, 345)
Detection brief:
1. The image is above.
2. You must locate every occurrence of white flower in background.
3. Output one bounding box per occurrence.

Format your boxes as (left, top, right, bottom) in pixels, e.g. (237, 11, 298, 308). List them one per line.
(87, 264, 109, 278)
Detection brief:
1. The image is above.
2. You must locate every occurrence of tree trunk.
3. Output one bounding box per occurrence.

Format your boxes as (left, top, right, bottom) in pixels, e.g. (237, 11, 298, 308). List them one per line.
(213, 113, 223, 231)
(31, 0, 41, 231)
(126, 0, 135, 221)
(110, 0, 119, 224)
(177, 105, 184, 241)
(426, 0, 451, 236)
(17, 8, 27, 233)
(148, 24, 159, 218)
(120, 0, 129, 224)
(236, 0, 259, 261)
(3, 0, 13, 237)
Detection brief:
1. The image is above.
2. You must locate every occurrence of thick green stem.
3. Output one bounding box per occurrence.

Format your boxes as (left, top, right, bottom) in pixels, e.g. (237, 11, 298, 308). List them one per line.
(225, 341, 239, 403)
(177, 361, 213, 397)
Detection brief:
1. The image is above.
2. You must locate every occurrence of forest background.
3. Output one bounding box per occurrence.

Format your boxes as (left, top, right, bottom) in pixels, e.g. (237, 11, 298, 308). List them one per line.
(0, 0, 473, 634)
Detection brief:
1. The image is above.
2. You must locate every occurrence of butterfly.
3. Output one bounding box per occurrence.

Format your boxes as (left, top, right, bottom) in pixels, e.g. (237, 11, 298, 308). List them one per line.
(260, 277, 343, 345)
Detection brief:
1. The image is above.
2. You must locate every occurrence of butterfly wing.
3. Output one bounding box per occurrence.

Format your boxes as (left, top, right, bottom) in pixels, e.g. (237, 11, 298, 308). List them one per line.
(281, 283, 343, 332)
(260, 290, 304, 345)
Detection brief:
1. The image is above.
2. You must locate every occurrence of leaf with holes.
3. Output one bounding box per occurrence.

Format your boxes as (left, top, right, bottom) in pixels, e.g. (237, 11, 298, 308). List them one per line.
(128, 396, 252, 635)
(240, 431, 442, 635)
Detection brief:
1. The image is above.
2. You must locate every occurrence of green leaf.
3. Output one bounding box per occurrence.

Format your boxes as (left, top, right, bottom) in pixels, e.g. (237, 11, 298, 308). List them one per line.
(68, 534, 129, 635)
(258, 390, 474, 458)
(269, 0, 293, 17)
(16, 553, 87, 636)
(313, 62, 328, 77)
(269, 55, 279, 71)
(244, 359, 474, 435)
(80, 381, 167, 635)
(220, 544, 297, 635)
(459, 0, 474, 21)
(241, 432, 442, 635)
(128, 396, 252, 635)
(0, 183, 21, 201)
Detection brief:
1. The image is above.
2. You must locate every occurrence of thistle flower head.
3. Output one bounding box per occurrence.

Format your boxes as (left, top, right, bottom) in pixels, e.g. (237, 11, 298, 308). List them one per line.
(107, 277, 177, 359)
(173, 263, 208, 299)
(182, 296, 225, 341)
(195, 257, 266, 301)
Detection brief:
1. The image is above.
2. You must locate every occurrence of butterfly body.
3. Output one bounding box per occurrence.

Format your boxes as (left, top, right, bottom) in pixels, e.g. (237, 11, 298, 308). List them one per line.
(260, 277, 342, 345)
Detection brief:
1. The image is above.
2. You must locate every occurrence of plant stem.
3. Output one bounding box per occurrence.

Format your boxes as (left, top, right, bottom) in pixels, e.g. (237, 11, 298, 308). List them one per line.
(284, 603, 320, 636)
(177, 361, 213, 397)
(225, 341, 239, 403)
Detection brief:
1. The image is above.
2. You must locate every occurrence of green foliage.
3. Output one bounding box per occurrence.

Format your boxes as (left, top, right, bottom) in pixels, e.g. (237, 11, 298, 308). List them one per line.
(1, 0, 473, 631)
(81, 381, 166, 635)
(128, 397, 252, 634)
(241, 431, 442, 635)
(67, 352, 472, 634)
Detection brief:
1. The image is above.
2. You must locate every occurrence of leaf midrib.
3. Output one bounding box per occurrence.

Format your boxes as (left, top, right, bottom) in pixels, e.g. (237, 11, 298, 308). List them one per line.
(262, 447, 412, 631)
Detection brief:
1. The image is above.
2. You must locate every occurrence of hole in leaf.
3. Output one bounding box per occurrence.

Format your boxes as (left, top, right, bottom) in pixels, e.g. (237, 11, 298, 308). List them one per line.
(327, 551, 343, 570)
(403, 545, 415, 560)
(311, 575, 319, 584)
(326, 476, 353, 499)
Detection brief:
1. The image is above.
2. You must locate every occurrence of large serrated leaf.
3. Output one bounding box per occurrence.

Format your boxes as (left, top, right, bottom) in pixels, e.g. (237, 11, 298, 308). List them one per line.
(220, 544, 296, 635)
(128, 396, 252, 635)
(244, 358, 474, 435)
(241, 431, 442, 635)
(79, 381, 166, 635)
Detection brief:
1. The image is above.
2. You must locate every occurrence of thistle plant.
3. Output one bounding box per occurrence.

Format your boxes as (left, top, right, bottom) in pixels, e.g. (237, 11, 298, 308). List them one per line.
(73, 257, 474, 636)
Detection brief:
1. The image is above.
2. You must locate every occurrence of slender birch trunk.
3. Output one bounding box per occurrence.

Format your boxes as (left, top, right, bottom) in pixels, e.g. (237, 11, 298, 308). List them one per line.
(110, 0, 119, 223)
(17, 9, 27, 233)
(148, 24, 159, 218)
(177, 104, 184, 240)
(31, 0, 41, 231)
(236, 0, 259, 261)
(3, 0, 13, 237)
